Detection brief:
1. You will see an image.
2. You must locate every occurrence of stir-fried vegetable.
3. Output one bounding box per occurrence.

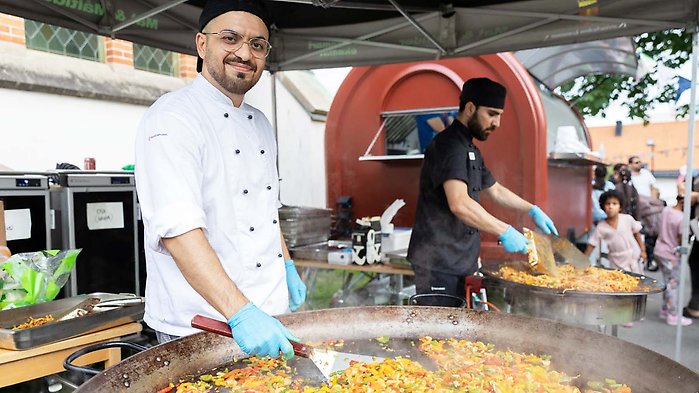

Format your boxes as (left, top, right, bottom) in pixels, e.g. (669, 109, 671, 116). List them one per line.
(157, 337, 633, 393)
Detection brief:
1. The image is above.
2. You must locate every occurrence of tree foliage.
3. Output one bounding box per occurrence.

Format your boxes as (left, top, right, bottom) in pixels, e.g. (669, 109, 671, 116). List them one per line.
(557, 30, 692, 124)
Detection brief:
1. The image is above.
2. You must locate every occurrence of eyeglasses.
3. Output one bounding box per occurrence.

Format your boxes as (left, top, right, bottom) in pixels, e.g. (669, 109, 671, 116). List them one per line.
(202, 29, 272, 58)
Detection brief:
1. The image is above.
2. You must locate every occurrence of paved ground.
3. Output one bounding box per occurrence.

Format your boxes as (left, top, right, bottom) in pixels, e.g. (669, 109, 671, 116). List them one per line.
(611, 269, 699, 372)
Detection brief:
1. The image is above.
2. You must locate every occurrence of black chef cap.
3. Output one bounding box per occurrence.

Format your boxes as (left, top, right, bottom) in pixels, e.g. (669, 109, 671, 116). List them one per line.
(197, 0, 273, 72)
(459, 77, 507, 110)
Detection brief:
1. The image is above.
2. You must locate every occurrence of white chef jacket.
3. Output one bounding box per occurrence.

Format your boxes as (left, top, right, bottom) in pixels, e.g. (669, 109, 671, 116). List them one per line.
(135, 74, 289, 336)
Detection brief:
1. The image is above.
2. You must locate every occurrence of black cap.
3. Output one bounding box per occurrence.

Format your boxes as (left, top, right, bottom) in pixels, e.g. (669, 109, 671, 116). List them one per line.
(459, 77, 507, 110)
(197, 0, 273, 72)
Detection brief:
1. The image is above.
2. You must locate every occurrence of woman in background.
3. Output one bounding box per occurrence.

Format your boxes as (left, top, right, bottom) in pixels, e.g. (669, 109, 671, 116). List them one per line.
(614, 166, 639, 218)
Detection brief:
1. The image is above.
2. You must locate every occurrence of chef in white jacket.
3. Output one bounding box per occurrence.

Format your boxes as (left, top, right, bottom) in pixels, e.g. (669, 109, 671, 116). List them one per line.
(135, 0, 306, 359)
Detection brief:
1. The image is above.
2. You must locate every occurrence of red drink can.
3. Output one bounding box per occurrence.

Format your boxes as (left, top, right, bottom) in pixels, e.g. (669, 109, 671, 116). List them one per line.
(84, 157, 96, 170)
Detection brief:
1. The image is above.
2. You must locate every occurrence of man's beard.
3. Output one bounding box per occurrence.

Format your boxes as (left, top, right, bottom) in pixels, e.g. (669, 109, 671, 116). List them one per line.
(466, 116, 493, 141)
(206, 55, 259, 95)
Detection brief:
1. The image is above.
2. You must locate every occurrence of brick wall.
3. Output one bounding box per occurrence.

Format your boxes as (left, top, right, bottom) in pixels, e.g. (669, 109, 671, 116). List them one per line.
(179, 53, 197, 80)
(105, 38, 134, 66)
(0, 12, 196, 79)
(589, 120, 699, 171)
(0, 13, 25, 45)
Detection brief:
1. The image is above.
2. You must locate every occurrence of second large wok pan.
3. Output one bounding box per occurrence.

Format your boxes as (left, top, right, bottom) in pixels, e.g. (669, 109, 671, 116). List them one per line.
(481, 261, 665, 325)
(72, 307, 698, 392)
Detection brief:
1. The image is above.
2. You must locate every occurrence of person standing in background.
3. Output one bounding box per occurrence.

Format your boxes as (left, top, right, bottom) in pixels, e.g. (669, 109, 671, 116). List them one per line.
(654, 195, 692, 326)
(679, 173, 699, 319)
(614, 166, 639, 219)
(628, 156, 659, 198)
(611, 163, 625, 185)
(628, 156, 660, 271)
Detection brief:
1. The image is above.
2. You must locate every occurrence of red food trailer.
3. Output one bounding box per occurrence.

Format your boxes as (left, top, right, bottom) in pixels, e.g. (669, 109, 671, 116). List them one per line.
(325, 53, 597, 263)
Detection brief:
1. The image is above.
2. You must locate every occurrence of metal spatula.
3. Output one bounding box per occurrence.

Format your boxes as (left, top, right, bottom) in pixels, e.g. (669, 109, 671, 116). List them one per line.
(523, 228, 558, 276)
(54, 297, 100, 322)
(550, 235, 590, 269)
(191, 314, 384, 380)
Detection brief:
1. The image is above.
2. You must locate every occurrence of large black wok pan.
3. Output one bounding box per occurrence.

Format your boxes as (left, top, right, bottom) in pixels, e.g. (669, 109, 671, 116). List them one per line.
(72, 307, 698, 392)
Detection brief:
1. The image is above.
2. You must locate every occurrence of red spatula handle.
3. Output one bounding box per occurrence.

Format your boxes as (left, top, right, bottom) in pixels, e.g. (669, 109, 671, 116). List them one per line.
(191, 314, 310, 358)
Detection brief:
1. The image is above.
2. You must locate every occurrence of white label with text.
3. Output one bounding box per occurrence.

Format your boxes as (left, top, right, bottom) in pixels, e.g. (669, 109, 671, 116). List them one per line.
(5, 209, 32, 241)
(86, 202, 125, 230)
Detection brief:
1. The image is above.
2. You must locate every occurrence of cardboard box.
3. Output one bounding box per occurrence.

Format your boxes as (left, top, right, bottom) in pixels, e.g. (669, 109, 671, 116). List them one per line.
(0, 200, 5, 247)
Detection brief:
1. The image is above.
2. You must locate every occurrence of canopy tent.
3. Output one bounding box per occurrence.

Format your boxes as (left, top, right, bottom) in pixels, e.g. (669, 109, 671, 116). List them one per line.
(515, 37, 638, 91)
(1, 0, 699, 364)
(0, 0, 695, 71)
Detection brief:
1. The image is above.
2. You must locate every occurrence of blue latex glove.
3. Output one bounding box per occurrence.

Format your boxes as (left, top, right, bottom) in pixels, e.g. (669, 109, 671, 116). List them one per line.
(498, 225, 528, 254)
(528, 205, 559, 236)
(227, 302, 297, 359)
(285, 259, 307, 311)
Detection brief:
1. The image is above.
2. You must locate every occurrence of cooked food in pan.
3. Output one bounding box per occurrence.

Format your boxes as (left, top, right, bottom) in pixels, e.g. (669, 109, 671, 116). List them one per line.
(156, 337, 632, 393)
(12, 314, 54, 330)
(495, 263, 644, 292)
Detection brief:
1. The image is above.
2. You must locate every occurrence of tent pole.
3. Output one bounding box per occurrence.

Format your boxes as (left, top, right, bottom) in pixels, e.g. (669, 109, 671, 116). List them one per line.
(675, 26, 699, 361)
(271, 71, 280, 172)
(387, 0, 446, 54)
(271, 71, 279, 142)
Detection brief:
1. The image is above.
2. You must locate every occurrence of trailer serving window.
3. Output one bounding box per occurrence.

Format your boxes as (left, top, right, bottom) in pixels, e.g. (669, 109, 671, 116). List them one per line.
(360, 107, 458, 161)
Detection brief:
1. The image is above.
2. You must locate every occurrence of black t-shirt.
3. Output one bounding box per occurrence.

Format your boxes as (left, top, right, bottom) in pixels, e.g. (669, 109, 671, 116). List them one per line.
(407, 119, 496, 276)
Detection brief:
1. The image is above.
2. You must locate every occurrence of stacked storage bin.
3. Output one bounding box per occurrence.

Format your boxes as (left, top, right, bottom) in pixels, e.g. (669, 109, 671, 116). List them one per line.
(279, 205, 332, 248)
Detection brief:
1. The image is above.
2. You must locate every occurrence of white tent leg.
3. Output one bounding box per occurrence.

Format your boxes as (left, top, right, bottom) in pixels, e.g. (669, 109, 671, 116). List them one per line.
(675, 27, 699, 361)
(271, 72, 279, 141)
(271, 71, 284, 203)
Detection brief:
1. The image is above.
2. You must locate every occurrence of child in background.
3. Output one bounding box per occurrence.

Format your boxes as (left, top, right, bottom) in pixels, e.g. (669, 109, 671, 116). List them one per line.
(655, 196, 693, 326)
(592, 165, 615, 224)
(585, 190, 646, 275)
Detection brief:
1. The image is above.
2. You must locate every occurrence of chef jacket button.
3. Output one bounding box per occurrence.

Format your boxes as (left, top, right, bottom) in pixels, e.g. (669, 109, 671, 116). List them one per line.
(224, 113, 229, 118)
(235, 149, 240, 154)
(273, 219, 278, 224)
(260, 149, 265, 154)
(248, 114, 253, 120)
(249, 226, 255, 231)
(256, 262, 262, 268)
(266, 185, 272, 190)
(278, 253, 283, 258)
(243, 189, 248, 194)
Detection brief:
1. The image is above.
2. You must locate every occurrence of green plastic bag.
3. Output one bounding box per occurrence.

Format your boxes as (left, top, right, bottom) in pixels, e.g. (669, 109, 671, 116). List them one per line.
(0, 249, 81, 310)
